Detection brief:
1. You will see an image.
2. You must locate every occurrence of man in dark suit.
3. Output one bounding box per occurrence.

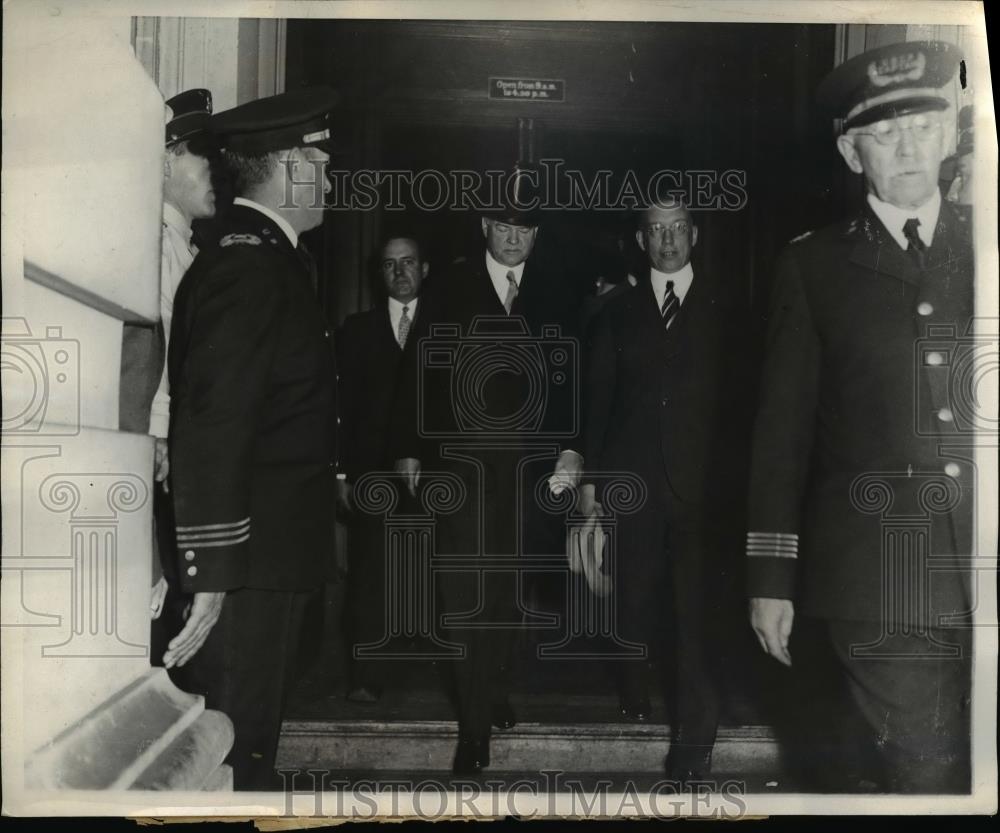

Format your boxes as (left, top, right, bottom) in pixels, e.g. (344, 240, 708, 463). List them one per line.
(581, 198, 745, 781)
(747, 41, 974, 793)
(164, 87, 340, 789)
(337, 232, 436, 703)
(394, 176, 585, 774)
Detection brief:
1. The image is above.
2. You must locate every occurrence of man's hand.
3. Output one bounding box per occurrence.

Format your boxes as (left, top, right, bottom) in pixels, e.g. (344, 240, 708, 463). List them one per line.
(576, 483, 603, 517)
(549, 449, 583, 495)
(154, 437, 170, 491)
(336, 478, 354, 516)
(150, 575, 168, 620)
(163, 591, 225, 669)
(395, 457, 421, 497)
(749, 597, 795, 667)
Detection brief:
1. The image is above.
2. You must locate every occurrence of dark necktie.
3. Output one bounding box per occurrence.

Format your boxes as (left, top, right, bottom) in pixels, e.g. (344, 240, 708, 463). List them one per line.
(503, 270, 519, 314)
(660, 280, 680, 330)
(902, 218, 927, 270)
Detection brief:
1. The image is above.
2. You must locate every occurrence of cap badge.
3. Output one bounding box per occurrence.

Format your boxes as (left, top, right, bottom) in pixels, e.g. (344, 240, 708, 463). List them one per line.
(867, 51, 926, 87)
(220, 233, 262, 247)
(303, 128, 330, 143)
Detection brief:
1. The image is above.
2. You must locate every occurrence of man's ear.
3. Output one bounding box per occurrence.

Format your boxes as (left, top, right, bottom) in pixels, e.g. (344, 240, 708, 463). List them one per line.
(690, 224, 699, 248)
(421, 262, 430, 279)
(836, 134, 865, 174)
(163, 152, 172, 180)
(481, 217, 489, 238)
(635, 228, 646, 253)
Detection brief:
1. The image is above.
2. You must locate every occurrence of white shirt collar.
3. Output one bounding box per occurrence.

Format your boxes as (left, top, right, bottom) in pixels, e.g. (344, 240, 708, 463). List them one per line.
(866, 189, 940, 250)
(649, 262, 695, 309)
(233, 196, 298, 248)
(485, 251, 526, 305)
(387, 295, 418, 340)
(162, 201, 193, 243)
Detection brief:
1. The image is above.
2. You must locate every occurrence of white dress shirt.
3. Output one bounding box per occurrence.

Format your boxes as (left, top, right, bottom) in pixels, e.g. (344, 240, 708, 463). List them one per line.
(149, 202, 197, 439)
(233, 196, 298, 248)
(485, 251, 526, 307)
(388, 296, 418, 345)
(649, 262, 695, 310)
(866, 188, 940, 251)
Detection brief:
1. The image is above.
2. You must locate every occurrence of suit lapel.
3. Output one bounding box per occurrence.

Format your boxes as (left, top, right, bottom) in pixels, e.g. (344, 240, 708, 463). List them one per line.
(848, 205, 924, 287)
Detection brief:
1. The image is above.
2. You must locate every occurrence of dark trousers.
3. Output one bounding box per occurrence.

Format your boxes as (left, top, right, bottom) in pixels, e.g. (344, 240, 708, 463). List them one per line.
(345, 514, 390, 690)
(158, 586, 311, 790)
(784, 616, 971, 793)
(612, 469, 721, 757)
(435, 448, 546, 739)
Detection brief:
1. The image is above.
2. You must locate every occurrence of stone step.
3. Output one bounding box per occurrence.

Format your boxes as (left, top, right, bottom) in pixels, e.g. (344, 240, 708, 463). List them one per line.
(277, 720, 784, 775)
(131, 710, 235, 790)
(26, 667, 233, 790)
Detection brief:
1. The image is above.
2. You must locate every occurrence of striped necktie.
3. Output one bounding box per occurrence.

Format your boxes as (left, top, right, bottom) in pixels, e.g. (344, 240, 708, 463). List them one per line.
(660, 280, 680, 330)
(504, 270, 519, 314)
(397, 305, 411, 349)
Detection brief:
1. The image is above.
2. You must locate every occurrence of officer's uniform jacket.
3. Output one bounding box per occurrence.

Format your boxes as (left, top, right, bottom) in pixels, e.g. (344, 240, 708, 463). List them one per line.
(168, 203, 338, 593)
(747, 198, 975, 625)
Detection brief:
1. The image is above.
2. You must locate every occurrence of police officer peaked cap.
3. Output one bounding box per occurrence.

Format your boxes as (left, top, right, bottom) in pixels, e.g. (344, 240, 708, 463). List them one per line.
(817, 40, 962, 131)
(211, 86, 340, 154)
(165, 88, 213, 147)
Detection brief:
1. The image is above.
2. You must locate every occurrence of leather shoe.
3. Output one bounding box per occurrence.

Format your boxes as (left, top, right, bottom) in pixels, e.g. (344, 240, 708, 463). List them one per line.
(665, 744, 714, 784)
(453, 736, 490, 775)
(492, 699, 517, 730)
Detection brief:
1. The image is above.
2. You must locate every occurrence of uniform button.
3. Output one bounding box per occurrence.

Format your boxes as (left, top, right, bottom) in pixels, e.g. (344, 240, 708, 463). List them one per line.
(186, 565, 198, 577)
(917, 302, 934, 316)
(661, 397, 668, 407)
(944, 462, 961, 478)
(325, 329, 331, 338)
(925, 351, 944, 366)
(937, 408, 954, 422)
(337, 417, 342, 425)
(184, 550, 196, 562)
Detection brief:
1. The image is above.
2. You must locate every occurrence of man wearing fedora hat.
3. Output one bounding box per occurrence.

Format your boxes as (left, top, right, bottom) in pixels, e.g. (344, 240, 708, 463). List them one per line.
(393, 166, 586, 774)
(747, 41, 974, 792)
(163, 86, 340, 789)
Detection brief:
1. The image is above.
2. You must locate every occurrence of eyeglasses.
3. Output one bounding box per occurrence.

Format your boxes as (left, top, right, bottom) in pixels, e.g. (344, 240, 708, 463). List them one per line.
(645, 220, 690, 238)
(851, 112, 944, 146)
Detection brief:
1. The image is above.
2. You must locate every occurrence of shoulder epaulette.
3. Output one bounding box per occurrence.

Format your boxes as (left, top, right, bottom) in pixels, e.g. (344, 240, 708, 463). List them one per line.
(220, 233, 262, 247)
(789, 230, 814, 245)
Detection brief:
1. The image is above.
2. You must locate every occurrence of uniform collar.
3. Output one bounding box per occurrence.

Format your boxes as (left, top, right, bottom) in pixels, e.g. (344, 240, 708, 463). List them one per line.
(162, 201, 193, 243)
(865, 188, 940, 251)
(233, 196, 298, 248)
